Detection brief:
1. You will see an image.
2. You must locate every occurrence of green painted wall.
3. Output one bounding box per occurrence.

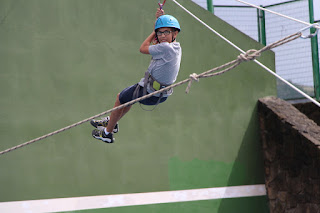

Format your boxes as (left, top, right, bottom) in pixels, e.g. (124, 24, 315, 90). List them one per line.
(0, 0, 275, 212)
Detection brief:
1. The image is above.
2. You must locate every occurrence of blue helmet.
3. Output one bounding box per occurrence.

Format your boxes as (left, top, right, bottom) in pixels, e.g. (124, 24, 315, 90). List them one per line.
(155, 15, 180, 32)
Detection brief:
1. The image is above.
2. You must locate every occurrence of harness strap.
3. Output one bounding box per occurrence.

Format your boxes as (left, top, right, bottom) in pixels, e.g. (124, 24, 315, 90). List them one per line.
(132, 84, 141, 100)
(143, 71, 149, 97)
(132, 71, 169, 106)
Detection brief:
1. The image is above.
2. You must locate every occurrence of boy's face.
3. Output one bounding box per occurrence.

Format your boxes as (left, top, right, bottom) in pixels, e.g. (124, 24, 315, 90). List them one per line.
(156, 27, 179, 43)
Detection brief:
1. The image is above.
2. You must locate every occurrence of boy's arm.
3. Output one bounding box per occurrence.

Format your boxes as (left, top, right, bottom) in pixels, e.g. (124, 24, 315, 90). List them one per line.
(139, 8, 164, 54)
(139, 32, 156, 54)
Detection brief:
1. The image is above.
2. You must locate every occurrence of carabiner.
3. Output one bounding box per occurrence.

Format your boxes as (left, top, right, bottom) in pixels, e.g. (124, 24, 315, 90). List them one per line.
(299, 23, 320, 39)
(158, 0, 166, 10)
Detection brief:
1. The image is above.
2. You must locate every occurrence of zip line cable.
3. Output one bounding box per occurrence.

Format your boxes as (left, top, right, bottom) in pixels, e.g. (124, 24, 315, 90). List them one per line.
(236, 0, 320, 38)
(0, 1, 319, 156)
(171, 0, 320, 107)
(236, 0, 320, 30)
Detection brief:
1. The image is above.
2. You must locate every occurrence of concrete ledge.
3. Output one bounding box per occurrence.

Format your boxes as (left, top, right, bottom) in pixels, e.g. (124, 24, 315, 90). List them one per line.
(258, 96, 320, 213)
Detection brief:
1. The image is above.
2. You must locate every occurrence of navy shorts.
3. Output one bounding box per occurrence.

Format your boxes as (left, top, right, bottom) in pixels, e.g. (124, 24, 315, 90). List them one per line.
(119, 84, 167, 106)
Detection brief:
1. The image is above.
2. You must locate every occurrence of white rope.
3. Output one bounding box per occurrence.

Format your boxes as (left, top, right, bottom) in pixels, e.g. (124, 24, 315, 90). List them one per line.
(171, 0, 320, 107)
(172, 0, 245, 53)
(0, 34, 302, 156)
(0, 1, 319, 156)
(236, 0, 320, 30)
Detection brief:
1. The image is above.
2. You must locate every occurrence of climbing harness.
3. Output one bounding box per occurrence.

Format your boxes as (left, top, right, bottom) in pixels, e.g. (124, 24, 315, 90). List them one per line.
(158, 0, 166, 10)
(141, 71, 171, 96)
(1, 0, 320, 156)
(132, 71, 171, 111)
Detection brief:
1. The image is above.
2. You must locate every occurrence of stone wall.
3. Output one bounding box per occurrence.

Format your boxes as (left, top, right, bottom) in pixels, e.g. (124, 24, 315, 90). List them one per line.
(258, 96, 320, 213)
(294, 102, 320, 126)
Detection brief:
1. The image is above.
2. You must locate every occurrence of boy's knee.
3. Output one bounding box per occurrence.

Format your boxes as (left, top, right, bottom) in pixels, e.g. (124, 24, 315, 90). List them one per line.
(117, 93, 121, 100)
(116, 93, 121, 103)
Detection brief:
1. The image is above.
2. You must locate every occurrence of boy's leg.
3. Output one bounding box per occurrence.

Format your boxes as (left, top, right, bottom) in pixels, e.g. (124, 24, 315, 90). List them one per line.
(106, 93, 132, 133)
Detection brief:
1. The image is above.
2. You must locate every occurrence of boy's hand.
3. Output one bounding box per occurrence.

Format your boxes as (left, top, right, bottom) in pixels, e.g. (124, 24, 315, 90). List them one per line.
(156, 8, 165, 19)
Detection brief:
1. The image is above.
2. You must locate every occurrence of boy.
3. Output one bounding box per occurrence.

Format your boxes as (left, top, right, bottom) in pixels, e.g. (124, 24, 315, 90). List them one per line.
(91, 9, 181, 143)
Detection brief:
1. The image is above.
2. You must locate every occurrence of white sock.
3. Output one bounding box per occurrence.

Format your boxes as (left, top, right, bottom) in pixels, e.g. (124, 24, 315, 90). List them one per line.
(104, 128, 110, 135)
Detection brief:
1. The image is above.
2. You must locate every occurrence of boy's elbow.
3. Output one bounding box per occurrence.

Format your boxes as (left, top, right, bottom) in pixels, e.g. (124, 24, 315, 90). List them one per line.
(140, 46, 149, 54)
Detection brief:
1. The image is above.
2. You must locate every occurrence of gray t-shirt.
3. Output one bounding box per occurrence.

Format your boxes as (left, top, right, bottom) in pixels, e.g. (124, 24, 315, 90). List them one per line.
(138, 42, 182, 96)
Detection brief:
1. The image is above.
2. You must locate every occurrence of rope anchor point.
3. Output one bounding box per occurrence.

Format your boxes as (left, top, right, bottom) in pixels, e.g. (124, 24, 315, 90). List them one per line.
(186, 73, 199, 94)
(238, 49, 261, 62)
(299, 23, 320, 39)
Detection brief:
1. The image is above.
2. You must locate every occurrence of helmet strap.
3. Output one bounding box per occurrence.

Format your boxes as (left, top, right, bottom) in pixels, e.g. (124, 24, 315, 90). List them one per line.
(171, 29, 177, 42)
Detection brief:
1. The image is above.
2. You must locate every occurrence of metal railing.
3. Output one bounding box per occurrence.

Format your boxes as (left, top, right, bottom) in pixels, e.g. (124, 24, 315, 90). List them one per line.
(194, 0, 320, 101)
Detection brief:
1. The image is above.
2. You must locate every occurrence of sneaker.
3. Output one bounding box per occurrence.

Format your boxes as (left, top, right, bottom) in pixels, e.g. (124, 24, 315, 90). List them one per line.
(90, 116, 119, 133)
(92, 129, 114, 143)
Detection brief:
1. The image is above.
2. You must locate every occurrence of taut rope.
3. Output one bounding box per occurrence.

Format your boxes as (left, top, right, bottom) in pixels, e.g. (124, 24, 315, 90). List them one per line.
(0, 31, 303, 156)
